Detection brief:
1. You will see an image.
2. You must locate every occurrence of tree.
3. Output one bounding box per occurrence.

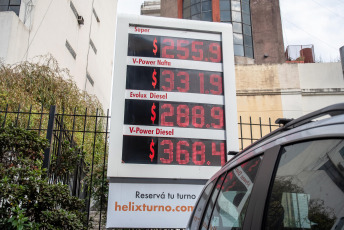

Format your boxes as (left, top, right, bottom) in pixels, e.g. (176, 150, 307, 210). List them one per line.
(0, 55, 101, 113)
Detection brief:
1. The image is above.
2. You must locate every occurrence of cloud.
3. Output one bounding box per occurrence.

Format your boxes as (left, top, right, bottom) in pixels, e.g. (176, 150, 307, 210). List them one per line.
(280, 0, 344, 61)
(117, 0, 146, 15)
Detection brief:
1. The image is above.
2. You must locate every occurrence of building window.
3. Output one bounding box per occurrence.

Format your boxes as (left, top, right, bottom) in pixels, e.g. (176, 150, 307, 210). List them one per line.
(70, 1, 78, 19)
(86, 72, 94, 86)
(89, 39, 97, 54)
(0, 0, 21, 16)
(220, 10, 230, 21)
(93, 8, 100, 22)
(183, 0, 212, 22)
(183, 0, 254, 58)
(65, 40, 76, 59)
(232, 22, 242, 33)
(219, 0, 253, 58)
(234, 44, 244, 56)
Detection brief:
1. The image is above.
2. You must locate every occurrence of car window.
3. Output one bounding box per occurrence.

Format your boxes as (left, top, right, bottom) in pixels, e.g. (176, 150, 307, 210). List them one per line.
(200, 173, 227, 230)
(208, 155, 263, 230)
(264, 139, 344, 230)
(190, 179, 216, 229)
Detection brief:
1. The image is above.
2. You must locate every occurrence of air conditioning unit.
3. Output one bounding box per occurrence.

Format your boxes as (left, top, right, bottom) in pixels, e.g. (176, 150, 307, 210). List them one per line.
(77, 15, 84, 25)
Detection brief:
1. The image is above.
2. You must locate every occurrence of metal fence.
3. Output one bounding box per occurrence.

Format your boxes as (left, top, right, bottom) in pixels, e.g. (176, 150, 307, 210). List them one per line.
(0, 104, 110, 229)
(238, 116, 281, 150)
(0, 104, 280, 229)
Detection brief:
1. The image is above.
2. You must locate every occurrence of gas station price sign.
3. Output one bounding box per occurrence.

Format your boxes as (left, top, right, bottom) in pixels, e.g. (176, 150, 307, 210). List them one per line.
(126, 66, 223, 95)
(108, 15, 238, 180)
(106, 15, 238, 229)
(128, 34, 222, 63)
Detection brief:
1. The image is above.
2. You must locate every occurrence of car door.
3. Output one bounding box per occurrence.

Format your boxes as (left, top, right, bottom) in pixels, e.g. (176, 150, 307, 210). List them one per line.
(256, 139, 344, 230)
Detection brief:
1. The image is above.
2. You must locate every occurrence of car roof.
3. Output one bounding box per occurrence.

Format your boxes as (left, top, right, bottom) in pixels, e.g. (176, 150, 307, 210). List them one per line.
(209, 103, 344, 183)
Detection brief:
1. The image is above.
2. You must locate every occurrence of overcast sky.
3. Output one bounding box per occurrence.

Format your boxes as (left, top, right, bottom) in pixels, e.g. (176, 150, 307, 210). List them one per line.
(117, 0, 344, 62)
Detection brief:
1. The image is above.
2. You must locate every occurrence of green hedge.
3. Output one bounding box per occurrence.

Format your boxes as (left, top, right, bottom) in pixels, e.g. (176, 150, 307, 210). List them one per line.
(0, 125, 86, 230)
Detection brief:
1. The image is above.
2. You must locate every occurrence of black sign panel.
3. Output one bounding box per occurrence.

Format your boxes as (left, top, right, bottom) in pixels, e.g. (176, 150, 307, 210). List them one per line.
(128, 34, 222, 63)
(122, 135, 226, 166)
(124, 99, 225, 130)
(126, 66, 223, 95)
(121, 27, 228, 168)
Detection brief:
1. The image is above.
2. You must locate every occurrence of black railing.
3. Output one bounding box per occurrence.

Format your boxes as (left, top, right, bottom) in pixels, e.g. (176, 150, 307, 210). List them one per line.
(0, 104, 280, 229)
(238, 116, 281, 150)
(0, 104, 110, 229)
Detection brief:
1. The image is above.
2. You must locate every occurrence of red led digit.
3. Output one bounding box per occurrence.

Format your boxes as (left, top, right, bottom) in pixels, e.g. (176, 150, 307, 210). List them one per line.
(211, 107, 224, 129)
(177, 104, 189, 127)
(161, 38, 175, 59)
(177, 71, 190, 92)
(160, 139, 173, 164)
(176, 141, 190, 165)
(161, 104, 174, 126)
(210, 74, 223, 95)
(209, 42, 221, 62)
(198, 72, 205, 94)
(191, 41, 204, 61)
(177, 39, 189, 60)
(212, 142, 225, 166)
(192, 142, 205, 165)
(192, 106, 205, 128)
(161, 70, 174, 91)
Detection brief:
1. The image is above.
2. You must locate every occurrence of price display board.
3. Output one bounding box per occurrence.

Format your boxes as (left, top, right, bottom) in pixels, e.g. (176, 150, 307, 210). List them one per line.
(106, 15, 238, 229)
(108, 14, 238, 180)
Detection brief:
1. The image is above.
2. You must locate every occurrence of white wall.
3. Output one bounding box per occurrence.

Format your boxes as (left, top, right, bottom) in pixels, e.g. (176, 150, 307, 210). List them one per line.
(0, 12, 29, 63)
(0, 0, 118, 109)
(299, 63, 343, 89)
(278, 64, 304, 119)
(0, 12, 13, 61)
(299, 62, 344, 114)
(275, 62, 344, 118)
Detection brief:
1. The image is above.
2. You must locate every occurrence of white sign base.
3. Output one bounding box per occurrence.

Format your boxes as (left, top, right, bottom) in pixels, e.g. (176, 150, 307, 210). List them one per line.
(106, 183, 204, 228)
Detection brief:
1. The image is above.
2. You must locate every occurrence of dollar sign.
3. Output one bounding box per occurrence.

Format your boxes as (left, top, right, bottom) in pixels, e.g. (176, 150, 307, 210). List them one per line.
(151, 103, 156, 124)
(153, 37, 158, 55)
(149, 139, 155, 162)
(152, 69, 157, 89)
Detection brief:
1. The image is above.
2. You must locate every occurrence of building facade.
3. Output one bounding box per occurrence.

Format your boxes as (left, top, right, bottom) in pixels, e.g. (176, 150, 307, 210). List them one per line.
(141, 1, 161, 16)
(236, 62, 344, 147)
(0, 0, 118, 109)
(161, 0, 285, 65)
